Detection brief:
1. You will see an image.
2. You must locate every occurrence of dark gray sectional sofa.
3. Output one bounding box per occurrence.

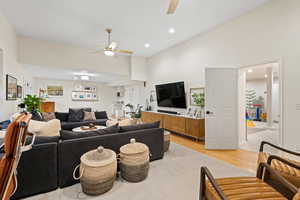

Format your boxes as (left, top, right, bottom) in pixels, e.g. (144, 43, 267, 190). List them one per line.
(55, 110, 108, 130)
(12, 119, 164, 199)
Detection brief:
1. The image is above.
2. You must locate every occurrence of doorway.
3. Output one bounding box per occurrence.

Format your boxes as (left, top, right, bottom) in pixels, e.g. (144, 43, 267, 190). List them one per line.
(239, 62, 281, 152)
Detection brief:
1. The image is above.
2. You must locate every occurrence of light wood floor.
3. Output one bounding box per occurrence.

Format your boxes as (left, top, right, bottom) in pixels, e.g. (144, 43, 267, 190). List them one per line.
(170, 134, 258, 173)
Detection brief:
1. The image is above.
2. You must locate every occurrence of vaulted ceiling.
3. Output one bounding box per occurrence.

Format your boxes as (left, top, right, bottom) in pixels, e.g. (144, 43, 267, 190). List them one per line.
(0, 0, 269, 57)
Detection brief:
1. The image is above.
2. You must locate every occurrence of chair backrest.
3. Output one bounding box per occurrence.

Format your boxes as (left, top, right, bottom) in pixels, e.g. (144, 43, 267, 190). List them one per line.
(0, 113, 31, 200)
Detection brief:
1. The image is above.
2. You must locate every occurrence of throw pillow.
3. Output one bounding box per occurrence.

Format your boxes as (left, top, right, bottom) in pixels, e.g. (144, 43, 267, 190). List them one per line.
(41, 112, 56, 121)
(119, 121, 160, 132)
(95, 111, 108, 119)
(55, 112, 69, 122)
(68, 108, 84, 122)
(31, 110, 43, 121)
(28, 119, 61, 137)
(83, 111, 96, 121)
(60, 124, 119, 140)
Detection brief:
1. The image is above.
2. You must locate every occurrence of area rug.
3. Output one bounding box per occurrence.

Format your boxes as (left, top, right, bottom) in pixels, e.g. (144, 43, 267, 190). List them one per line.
(25, 143, 253, 200)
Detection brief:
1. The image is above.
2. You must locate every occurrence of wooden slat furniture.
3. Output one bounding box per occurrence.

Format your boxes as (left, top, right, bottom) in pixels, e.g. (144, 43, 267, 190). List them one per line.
(141, 111, 205, 140)
(40, 101, 55, 112)
(258, 141, 300, 190)
(200, 161, 300, 200)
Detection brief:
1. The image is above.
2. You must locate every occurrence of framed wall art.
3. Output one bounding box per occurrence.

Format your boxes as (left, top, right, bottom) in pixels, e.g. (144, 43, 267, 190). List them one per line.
(6, 74, 17, 100)
(190, 87, 205, 107)
(17, 85, 23, 98)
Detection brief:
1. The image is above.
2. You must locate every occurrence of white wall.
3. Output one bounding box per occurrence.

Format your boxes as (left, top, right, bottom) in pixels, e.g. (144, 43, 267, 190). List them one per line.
(0, 12, 34, 121)
(147, 0, 300, 150)
(130, 56, 147, 81)
(18, 36, 131, 76)
(34, 78, 116, 114)
(118, 82, 146, 109)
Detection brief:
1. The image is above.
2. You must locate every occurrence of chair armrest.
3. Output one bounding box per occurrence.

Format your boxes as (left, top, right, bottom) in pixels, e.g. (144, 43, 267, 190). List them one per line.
(267, 155, 300, 171)
(200, 167, 228, 200)
(257, 162, 298, 195)
(259, 141, 300, 157)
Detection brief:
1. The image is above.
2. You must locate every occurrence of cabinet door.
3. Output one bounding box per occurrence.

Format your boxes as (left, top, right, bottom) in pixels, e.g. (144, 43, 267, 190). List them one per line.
(141, 112, 163, 128)
(164, 115, 186, 134)
(186, 118, 205, 139)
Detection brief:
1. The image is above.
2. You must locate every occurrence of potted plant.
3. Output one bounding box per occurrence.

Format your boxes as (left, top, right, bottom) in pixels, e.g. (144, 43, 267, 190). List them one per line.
(192, 93, 205, 118)
(22, 95, 44, 119)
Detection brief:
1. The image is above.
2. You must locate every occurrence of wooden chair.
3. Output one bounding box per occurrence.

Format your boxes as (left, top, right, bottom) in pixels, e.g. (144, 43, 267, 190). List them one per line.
(0, 113, 33, 200)
(200, 160, 300, 200)
(258, 141, 300, 188)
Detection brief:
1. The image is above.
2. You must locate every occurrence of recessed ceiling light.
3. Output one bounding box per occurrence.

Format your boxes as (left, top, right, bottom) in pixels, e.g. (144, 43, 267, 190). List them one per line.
(169, 28, 175, 34)
(247, 69, 253, 73)
(264, 74, 268, 78)
(144, 43, 150, 48)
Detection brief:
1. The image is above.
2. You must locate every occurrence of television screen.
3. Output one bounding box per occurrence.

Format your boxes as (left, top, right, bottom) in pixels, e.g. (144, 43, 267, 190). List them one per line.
(155, 81, 187, 109)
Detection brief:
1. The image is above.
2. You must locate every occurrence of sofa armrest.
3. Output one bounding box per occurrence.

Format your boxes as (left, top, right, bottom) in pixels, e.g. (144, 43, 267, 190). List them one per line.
(58, 128, 164, 188)
(12, 142, 58, 200)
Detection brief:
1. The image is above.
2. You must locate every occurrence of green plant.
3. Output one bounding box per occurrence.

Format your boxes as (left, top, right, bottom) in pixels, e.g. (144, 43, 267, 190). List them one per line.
(23, 95, 43, 112)
(192, 93, 205, 108)
(132, 105, 143, 119)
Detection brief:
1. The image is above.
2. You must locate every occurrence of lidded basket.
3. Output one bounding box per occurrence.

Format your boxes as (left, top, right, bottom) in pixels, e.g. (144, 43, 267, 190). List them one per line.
(119, 139, 150, 182)
(73, 146, 117, 195)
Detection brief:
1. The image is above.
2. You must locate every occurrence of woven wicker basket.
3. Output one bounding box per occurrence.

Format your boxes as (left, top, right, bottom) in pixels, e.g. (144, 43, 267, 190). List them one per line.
(73, 146, 117, 195)
(119, 138, 150, 182)
(164, 130, 171, 152)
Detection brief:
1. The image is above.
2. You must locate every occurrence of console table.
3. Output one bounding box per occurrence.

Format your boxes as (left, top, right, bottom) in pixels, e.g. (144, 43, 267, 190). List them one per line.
(141, 111, 205, 140)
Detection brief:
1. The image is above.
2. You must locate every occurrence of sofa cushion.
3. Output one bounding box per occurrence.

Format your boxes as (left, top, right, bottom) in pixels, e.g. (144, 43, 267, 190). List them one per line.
(26, 135, 60, 145)
(95, 111, 108, 119)
(60, 124, 119, 140)
(28, 119, 61, 137)
(61, 119, 107, 131)
(68, 108, 84, 122)
(55, 112, 69, 122)
(41, 112, 56, 121)
(83, 111, 96, 121)
(119, 121, 160, 132)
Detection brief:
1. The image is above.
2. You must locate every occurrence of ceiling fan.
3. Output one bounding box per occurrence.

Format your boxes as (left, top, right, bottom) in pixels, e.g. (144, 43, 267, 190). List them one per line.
(167, 0, 179, 14)
(94, 29, 133, 56)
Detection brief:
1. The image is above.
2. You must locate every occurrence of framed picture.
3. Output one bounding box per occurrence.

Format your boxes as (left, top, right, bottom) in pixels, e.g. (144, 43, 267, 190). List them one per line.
(190, 87, 205, 106)
(6, 75, 17, 100)
(47, 86, 63, 96)
(17, 85, 23, 98)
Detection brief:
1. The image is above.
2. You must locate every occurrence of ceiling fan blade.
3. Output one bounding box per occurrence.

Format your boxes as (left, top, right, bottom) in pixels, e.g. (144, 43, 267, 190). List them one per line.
(167, 0, 179, 14)
(109, 42, 118, 50)
(116, 49, 134, 54)
(91, 50, 104, 54)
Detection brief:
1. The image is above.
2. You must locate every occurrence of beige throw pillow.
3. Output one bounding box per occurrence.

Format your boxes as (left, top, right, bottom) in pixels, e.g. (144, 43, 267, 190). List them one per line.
(41, 112, 56, 121)
(28, 119, 61, 137)
(83, 111, 96, 121)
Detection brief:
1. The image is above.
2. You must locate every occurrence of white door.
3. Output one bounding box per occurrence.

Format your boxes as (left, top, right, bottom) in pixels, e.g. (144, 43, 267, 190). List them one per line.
(205, 68, 239, 150)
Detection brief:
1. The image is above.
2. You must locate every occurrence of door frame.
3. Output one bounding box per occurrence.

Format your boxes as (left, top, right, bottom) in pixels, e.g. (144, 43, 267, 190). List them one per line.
(237, 59, 284, 147)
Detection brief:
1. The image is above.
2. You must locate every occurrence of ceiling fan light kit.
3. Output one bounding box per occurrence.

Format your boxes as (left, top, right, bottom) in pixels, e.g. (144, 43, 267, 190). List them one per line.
(104, 49, 115, 56)
(94, 28, 133, 56)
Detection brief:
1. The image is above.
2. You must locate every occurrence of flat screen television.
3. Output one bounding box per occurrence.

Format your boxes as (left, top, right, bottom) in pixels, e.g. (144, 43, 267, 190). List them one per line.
(155, 81, 187, 109)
